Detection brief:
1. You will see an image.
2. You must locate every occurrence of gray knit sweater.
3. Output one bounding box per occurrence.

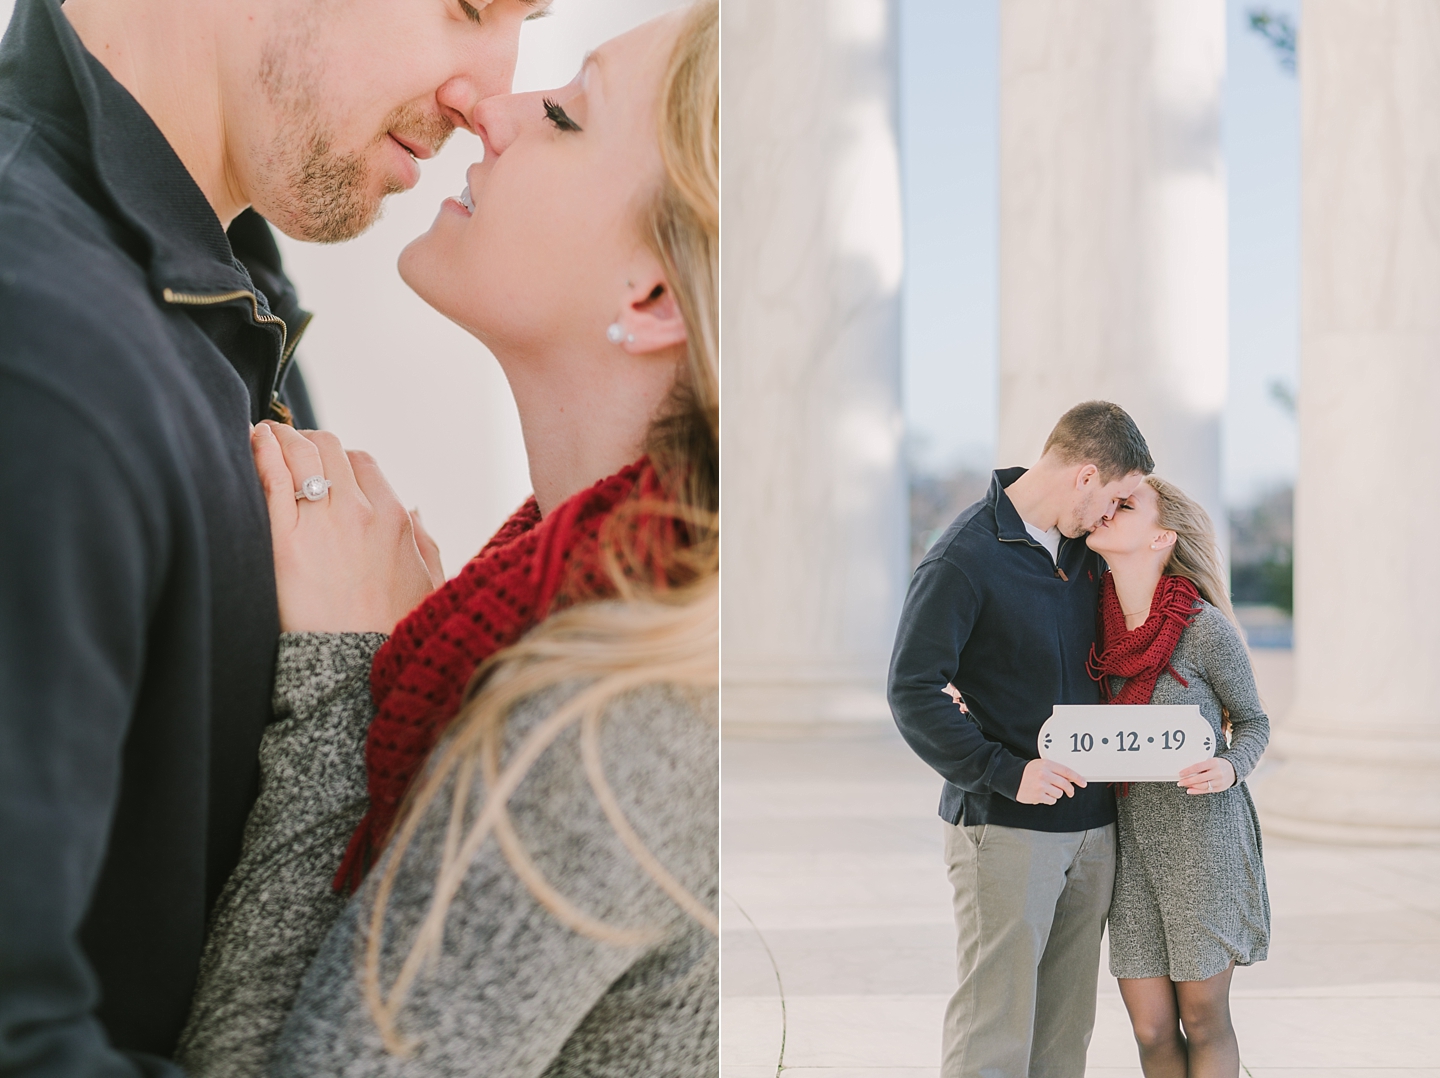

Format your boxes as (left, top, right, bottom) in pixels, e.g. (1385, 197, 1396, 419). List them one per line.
(175, 633, 718, 1077)
(1107, 601, 1271, 981)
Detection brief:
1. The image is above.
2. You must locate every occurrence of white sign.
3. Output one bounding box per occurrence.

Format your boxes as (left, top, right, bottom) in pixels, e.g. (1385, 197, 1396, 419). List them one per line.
(1037, 705, 1215, 782)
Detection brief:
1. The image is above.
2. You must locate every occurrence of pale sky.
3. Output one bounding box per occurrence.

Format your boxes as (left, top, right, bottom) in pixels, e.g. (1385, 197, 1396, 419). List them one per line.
(899, 0, 1302, 506)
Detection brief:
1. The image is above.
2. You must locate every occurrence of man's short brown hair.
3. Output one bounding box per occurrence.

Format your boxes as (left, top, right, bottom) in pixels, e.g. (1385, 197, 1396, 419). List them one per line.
(1042, 401, 1154, 482)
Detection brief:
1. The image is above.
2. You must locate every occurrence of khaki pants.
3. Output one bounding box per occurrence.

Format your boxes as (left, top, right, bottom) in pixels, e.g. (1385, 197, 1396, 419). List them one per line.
(941, 821, 1116, 1078)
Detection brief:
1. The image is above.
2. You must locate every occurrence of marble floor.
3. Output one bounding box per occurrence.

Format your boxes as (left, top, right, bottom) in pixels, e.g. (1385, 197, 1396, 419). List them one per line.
(720, 653, 1440, 1078)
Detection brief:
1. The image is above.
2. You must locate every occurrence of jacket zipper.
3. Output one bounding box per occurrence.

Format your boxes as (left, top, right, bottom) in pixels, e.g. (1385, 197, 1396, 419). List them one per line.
(269, 310, 313, 423)
(162, 287, 298, 423)
(999, 534, 1069, 580)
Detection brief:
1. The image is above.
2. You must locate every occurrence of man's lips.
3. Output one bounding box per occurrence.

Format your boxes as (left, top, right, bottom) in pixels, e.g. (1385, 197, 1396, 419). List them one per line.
(389, 132, 436, 161)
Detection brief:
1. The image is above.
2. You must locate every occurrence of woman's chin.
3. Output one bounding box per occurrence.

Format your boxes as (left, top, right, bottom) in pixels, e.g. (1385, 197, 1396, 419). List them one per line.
(397, 231, 459, 318)
(397, 233, 427, 292)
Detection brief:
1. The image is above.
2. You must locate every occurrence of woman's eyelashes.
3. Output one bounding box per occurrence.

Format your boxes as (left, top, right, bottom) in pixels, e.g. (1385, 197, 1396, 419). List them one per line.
(543, 98, 583, 133)
(458, 0, 484, 24)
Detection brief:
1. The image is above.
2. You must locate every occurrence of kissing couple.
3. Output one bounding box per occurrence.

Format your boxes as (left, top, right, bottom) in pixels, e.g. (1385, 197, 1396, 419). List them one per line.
(890, 402, 1272, 1078)
(0, 0, 717, 1074)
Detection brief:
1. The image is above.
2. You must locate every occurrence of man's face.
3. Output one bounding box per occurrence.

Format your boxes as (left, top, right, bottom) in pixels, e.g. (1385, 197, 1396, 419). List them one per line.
(234, 0, 547, 243)
(1063, 468, 1146, 538)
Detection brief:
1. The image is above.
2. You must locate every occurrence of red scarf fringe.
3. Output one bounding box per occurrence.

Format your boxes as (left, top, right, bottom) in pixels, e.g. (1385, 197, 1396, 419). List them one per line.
(334, 458, 675, 891)
(1086, 571, 1201, 706)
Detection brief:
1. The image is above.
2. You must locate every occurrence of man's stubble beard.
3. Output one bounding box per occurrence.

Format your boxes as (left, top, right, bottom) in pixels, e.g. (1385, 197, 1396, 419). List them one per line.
(254, 27, 452, 244)
(262, 103, 452, 245)
(1067, 489, 1100, 539)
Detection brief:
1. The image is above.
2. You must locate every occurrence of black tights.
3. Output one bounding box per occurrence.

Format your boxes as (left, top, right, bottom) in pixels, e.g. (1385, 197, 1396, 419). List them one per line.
(1117, 964, 1239, 1078)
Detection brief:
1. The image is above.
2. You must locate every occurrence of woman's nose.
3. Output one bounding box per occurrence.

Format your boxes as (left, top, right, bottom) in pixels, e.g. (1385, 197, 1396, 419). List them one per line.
(467, 93, 525, 157)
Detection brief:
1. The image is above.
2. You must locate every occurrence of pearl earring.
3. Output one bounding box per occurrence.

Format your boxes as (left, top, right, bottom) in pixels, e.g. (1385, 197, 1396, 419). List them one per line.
(606, 323, 625, 344)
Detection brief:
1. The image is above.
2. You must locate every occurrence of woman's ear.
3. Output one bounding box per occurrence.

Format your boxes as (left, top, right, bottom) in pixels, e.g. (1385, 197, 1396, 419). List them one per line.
(1151, 529, 1178, 552)
(612, 274, 687, 355)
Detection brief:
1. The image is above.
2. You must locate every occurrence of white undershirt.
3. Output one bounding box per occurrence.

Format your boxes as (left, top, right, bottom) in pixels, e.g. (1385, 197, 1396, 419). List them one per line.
(1023, 519, 1062, 563)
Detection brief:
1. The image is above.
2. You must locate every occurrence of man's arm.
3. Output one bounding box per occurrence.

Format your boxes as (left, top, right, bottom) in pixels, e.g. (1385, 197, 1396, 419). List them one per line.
(887, 557, 1029, 800)
(0, 372, 183, 1077)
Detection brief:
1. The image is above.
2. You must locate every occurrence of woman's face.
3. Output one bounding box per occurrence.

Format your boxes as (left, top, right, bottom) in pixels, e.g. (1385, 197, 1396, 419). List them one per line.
(398, 11, 684, 356)
(1086, 480, 1172, 558)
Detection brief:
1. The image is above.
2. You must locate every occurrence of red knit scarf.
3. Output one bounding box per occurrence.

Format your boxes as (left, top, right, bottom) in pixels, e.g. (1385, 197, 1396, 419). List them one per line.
(335, 457, 675, 890)
(1086, 571, 1201, 705)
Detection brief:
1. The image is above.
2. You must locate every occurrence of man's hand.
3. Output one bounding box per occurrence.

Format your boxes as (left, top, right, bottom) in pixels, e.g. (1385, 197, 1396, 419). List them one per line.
(1016, 759, 1087, 805)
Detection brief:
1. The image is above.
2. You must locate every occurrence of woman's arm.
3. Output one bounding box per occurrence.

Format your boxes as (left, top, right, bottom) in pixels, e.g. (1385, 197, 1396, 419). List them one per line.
(175, 632, 385, 1078)
(1200, 609, 1271, 782)
(269, 684, 719, 1078)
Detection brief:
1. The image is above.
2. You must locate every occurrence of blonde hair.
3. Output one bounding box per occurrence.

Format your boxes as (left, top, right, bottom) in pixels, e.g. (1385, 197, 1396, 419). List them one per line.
(1147, 475, 1238, 628)
(641, 0, 719, 558)
(360, 3, 719, 1052)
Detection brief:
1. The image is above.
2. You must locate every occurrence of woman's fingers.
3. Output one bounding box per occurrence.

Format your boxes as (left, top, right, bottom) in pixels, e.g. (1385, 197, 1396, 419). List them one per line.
(411, 508, 445, 586)
(347, 449, 406, 522)
(298, 429, 361, 504)
(262, 421, 325, 494)
(251, 424, 298, 531)
(1178, 759, 1235, 794)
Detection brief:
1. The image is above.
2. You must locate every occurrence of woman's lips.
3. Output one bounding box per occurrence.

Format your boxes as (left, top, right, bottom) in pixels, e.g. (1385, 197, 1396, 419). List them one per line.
(441, 182, 474, 218)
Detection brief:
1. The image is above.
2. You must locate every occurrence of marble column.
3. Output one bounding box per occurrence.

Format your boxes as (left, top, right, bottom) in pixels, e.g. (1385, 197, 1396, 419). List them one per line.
(721, 0, 908, 729)
(996, 0, 1228, 536)
(1257, 1, 1440, 845)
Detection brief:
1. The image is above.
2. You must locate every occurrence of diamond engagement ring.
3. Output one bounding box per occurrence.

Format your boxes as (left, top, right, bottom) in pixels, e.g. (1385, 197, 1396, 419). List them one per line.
(295, 475, 332, 502)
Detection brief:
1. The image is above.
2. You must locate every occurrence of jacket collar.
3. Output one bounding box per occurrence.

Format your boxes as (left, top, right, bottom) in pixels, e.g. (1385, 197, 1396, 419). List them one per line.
(989, 467, 1035, 543)
(0, 0, 259, 300)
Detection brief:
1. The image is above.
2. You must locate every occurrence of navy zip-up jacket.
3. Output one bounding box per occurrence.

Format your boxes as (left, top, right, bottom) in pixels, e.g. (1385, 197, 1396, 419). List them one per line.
(0, 0, 316, 1071)
(888, 467, 1117, 833)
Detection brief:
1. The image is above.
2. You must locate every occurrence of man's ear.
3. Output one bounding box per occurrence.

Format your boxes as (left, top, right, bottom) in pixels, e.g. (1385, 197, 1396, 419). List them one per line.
(613, 274, 687, 355)
(1074, 463, 1100, 490)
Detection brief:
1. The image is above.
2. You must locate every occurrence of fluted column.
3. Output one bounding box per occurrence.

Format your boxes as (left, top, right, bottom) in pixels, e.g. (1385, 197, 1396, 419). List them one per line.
(997, 0, 1228, 536)
(721, 0, 907, 729)
(1258, 1, 1440, 845)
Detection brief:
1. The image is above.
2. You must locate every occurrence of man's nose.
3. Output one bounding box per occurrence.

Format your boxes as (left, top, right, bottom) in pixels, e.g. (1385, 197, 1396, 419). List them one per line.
(435, 37, 521, 134)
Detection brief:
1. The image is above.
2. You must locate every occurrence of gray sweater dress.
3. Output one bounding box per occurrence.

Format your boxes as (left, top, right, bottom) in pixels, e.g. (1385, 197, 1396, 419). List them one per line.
(1106, 601, 1271, 982)
(175, 633, 718, 1077)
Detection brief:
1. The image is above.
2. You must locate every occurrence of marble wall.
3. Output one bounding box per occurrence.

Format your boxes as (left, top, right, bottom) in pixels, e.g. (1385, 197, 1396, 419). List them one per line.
(996, 0, 1228, 536)
(721, 0, 908, 727)
(1257, 0, 1440, 844)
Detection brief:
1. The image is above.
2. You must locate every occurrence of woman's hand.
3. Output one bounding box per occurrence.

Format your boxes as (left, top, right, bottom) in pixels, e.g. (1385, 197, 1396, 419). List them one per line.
(252, 421, 440, 634)
(1177, 756, 1236, 795)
